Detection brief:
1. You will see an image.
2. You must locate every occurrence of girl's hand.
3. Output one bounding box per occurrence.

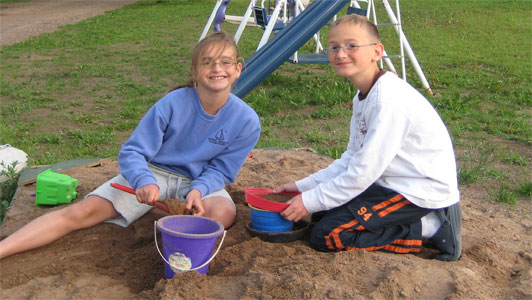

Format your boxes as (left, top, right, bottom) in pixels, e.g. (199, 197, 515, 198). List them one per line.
(136, 184, 159, 205)
(186, 189, 205, 216)
(280, 194, 309, 222)
(272, 182, 299, 194)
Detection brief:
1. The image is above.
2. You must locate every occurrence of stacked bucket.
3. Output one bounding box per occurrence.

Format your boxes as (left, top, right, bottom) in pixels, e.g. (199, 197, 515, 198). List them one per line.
(245, 188, 299, 233)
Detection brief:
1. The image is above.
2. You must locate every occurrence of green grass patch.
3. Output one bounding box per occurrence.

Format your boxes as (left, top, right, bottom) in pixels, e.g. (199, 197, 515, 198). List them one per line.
(489, 184, 516, 206)
(0, 0, 530, 210)
(516, 181, 532, 199)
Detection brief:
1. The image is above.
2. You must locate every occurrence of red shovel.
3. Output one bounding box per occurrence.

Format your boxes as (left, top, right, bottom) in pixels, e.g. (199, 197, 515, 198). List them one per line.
(110, 182, 170, 213)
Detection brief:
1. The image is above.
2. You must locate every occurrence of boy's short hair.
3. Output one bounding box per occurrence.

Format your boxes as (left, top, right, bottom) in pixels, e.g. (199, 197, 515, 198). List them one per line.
(331, 14, 381, 42)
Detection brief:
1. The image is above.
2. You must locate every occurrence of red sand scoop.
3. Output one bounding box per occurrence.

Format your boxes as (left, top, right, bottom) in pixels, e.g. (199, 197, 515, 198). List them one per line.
(110, 182, 170, 213)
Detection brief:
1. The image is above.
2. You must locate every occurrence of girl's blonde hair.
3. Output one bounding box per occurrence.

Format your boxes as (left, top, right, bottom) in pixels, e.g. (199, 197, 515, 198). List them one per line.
(167, 31, 240, 93)
(331, 14, 381, 42)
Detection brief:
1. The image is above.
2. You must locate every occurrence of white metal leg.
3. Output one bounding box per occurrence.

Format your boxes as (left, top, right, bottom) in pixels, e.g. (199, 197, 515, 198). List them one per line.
(200, 0, 223, 41)
(381, 0, 431, 92)
(257, 0, 285, 50)
(352, 0, 396, 72)
(235, 0, 257, 43)
(395, 0, 406, 80)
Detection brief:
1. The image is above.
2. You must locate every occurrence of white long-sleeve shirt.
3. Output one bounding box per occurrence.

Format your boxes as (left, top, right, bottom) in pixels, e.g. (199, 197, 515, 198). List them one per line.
(296, 72, 459, 213)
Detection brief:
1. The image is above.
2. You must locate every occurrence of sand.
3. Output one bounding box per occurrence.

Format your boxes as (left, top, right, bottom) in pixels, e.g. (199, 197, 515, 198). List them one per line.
(0, 149, 531, 300)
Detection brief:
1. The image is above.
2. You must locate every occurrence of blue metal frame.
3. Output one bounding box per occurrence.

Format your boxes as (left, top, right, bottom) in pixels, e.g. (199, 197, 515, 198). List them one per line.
(232, 0, 350, 98)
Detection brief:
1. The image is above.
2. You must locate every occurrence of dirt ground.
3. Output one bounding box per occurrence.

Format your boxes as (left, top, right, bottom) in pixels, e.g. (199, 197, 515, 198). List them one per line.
(0, 1, 531, 299)
(0, 149, 531, 300)
(0, 0, 138, 46)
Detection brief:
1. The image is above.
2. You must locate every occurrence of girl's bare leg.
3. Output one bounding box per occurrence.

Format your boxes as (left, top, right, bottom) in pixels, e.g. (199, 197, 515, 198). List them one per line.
(0, 195, 118, 259)
(202, 196, 236, 229)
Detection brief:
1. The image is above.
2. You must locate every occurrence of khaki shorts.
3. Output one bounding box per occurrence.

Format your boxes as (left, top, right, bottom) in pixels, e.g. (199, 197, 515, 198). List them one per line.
(87, 165, 234, 227)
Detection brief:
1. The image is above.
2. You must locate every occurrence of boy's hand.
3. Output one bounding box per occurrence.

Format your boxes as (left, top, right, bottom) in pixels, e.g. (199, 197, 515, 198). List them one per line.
(186, 189, 205, 216)
(136, 184, 159, 205)
(280, 194, 309, 222)
(272, 182, 299, 194)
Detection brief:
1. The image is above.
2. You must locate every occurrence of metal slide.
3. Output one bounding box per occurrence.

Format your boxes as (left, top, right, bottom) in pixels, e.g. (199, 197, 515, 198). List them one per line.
(232, 0, 350, 98)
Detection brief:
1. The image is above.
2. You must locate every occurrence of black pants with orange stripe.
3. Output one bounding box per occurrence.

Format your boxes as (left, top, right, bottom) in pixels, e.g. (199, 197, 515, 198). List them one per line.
(310, 184, 432, 254)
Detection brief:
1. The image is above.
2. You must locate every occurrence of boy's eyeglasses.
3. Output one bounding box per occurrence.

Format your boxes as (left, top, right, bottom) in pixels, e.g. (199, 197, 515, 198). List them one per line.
(325, 43, 377, 54)
(200, 59, 237, 69)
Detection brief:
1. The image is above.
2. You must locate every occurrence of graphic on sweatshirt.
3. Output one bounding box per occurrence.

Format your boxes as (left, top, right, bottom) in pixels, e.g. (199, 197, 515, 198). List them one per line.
(208, 129, 229, 146)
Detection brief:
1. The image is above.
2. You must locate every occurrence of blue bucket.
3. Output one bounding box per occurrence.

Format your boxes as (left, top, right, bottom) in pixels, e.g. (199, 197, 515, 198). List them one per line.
(249, 205, 293, 232)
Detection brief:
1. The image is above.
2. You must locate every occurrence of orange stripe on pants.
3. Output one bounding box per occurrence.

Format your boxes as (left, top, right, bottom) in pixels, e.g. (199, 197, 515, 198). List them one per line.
(344, 239, 422, 253)
(377, 199, 410, 218)
(383, 244, 421, 254)
(325, 219, 364, 251)
(392, 239, 423, 246)
(372, 194, 404, 211)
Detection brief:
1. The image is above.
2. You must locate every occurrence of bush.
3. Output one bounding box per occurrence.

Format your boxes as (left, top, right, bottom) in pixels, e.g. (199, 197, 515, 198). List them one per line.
(0, 161, 20, 223)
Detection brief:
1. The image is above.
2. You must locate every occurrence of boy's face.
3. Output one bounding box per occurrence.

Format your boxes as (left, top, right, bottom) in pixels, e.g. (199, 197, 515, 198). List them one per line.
(327, 23, 382, 82)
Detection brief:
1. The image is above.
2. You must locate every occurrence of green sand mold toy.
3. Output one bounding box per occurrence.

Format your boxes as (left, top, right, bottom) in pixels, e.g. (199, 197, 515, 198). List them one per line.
(36, 169, 78, 206)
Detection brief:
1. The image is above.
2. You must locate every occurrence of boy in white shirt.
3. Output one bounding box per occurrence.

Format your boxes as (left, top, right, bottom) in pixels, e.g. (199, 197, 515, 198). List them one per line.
(273, 14, 461, 261)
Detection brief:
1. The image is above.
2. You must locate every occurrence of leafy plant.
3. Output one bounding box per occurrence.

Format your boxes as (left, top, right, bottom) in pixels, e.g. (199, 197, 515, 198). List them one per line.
(0, 161, 21, 223)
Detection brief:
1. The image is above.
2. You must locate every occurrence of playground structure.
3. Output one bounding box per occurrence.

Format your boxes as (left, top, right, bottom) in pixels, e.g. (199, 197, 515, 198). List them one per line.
(200, 0, 433, 98)
(201, 0, 328, 63)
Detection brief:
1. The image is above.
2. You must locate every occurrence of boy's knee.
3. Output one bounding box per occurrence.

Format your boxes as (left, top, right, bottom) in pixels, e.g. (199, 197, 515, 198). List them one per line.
(309, 221, 335, 252)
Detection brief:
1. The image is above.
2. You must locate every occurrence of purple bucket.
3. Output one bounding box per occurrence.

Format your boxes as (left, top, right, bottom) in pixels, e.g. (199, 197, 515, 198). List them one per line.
(155, 215, 225, 278)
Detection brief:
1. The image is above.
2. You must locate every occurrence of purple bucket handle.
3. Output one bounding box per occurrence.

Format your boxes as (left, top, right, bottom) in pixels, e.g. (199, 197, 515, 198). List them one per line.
(154, 221, 226, 273)
(213, 0, 231, 32)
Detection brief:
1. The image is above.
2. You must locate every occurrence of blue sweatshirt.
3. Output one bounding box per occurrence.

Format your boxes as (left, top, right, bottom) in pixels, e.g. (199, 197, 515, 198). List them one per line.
(118, 87, 260, 197)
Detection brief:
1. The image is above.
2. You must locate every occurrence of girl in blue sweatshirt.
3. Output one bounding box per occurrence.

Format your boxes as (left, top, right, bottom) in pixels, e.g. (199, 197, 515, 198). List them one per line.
(0, 32, 261, 259)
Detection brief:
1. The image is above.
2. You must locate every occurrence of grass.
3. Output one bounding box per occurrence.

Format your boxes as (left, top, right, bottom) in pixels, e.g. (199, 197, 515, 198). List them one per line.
(489, 184, 516, 206)
(0, 0, 531, 209)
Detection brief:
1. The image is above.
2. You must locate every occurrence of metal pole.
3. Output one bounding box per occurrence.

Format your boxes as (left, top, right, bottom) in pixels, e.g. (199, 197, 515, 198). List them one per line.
(257, 0, 285, 50)
(352, 0, 397, 72)
(395, 0, 406, 80)
(200, 0, 223, 41)
(381, 0, 432, 93)
(235, 0, 257, 43)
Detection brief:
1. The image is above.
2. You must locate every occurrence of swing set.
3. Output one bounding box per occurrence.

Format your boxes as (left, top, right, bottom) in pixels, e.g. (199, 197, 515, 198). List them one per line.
(200, 0, 433, 97)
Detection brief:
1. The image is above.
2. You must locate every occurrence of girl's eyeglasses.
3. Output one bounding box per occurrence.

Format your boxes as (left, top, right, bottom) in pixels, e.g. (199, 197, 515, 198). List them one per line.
(200, 59, 237, 69)
(325, 43, 377, 54)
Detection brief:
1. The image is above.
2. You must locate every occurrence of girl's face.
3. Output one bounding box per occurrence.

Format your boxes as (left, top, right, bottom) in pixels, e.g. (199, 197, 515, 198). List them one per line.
(195, 43, 242, 94)
(327, 23, 382, 82)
